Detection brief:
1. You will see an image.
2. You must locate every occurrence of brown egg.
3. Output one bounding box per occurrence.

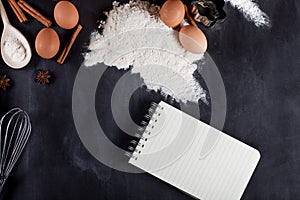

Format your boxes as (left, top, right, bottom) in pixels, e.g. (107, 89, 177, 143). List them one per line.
(54, 1, 79, 29)
(160, 0, 185, 28)
(179, 25, 208, 54)
(35, 28, 60, 59)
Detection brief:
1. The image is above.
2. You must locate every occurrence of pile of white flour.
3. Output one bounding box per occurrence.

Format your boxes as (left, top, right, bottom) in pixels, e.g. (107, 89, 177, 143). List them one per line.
(84, 1, 207, 103)
(84, 0, 270, 102)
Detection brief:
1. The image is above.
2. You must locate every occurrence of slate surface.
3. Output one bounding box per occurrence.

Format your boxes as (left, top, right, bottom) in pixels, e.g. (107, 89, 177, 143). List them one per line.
(0, 0, 299, 199)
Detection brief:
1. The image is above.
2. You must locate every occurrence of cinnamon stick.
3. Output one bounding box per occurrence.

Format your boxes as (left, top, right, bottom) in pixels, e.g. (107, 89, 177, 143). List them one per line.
(17, 0, 52, 27)
(57, 24, 82, 64)
(7, 0, 27, 23)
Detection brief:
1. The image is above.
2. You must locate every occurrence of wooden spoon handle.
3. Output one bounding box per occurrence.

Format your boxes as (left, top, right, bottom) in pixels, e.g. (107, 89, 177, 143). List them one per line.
(0, 0, 10, 26)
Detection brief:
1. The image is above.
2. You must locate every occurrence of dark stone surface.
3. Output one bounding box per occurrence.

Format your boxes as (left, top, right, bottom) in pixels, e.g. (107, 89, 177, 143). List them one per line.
(0, 0, 299, 199)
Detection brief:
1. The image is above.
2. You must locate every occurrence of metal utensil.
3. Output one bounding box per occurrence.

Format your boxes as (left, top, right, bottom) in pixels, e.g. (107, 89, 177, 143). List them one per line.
(0, 108, 31, 192)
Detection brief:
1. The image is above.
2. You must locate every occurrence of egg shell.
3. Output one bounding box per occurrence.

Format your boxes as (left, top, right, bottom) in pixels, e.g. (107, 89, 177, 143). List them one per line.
(160, 0, 185, 28)
(54, 1, 79, 30)
(179, 25, 207, 54)
(35, 28, 60, 59)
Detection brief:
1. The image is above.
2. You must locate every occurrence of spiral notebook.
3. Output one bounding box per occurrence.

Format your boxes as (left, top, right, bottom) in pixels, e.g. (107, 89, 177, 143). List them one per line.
(127, 101, 260, 200)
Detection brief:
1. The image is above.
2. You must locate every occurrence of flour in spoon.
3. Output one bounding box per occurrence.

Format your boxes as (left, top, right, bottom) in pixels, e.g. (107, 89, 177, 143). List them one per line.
(3, 37, 26, 63)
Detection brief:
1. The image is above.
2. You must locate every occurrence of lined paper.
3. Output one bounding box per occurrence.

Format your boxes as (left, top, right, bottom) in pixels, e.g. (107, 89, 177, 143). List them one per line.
(129, 101, 260, 200)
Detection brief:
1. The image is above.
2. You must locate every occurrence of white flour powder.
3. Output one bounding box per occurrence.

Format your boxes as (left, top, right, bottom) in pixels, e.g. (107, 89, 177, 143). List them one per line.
(225, 0, 271, 27)
(84, 0, 270, 103)
(3, 37, 26, 63)
(84, 1, 207, 103)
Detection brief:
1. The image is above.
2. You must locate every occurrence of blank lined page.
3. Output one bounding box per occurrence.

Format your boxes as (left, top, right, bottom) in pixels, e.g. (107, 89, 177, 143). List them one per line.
(129, 101, 260, 200)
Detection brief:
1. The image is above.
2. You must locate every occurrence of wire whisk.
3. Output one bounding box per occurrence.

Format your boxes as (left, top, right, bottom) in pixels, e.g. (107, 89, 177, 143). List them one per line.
(0, 108, 31, 193)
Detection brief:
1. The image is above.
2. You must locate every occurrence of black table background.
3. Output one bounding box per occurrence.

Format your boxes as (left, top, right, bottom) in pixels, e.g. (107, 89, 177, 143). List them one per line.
(0, 0, 299, 199)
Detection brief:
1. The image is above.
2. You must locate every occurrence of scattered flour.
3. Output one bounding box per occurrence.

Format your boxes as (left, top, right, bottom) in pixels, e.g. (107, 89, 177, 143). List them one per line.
(225, 0, 271, 27)
(84, 1, 207, 103)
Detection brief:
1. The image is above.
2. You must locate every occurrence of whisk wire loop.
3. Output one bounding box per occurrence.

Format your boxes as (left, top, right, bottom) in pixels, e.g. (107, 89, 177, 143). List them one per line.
(0, 108, 31, 192)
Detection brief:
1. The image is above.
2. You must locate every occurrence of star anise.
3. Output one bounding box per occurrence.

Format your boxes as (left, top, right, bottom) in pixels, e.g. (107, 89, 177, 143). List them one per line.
(0, 75, 10, 91)
(36, 71, 51, 84)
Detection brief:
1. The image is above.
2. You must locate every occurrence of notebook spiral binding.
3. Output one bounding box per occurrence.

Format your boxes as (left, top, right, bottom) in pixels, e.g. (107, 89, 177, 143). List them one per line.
(125, 102, 164, 160)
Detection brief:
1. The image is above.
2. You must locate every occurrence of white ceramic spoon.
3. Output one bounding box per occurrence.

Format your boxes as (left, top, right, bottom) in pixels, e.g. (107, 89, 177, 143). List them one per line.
(0, 0, 31, 69)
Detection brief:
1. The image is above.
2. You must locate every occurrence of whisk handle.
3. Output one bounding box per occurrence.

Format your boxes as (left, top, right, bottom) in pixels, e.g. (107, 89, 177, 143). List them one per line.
(0, 180, 4, 193)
